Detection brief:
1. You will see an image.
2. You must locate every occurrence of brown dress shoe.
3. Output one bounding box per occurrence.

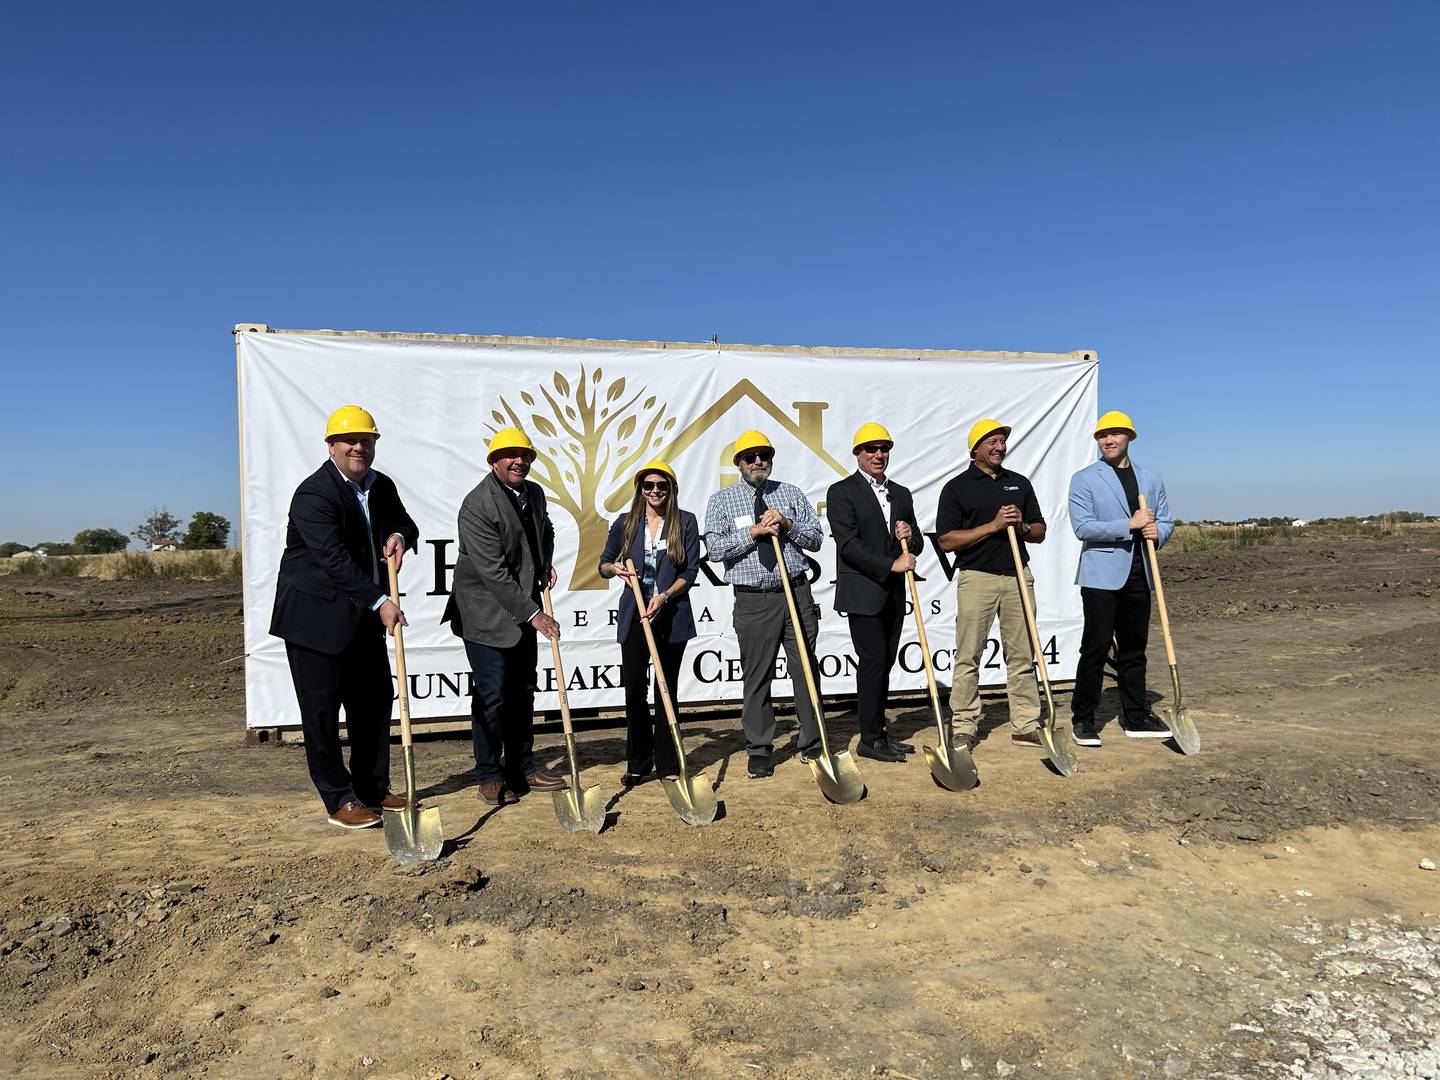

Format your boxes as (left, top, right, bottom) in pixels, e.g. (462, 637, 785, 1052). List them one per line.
(524, 770, 568, 791)
(328, 801, 382, 830)
(477, 780, 518, 806)
(1011, 730, 1044, 748)
(369, 792, 407, 812)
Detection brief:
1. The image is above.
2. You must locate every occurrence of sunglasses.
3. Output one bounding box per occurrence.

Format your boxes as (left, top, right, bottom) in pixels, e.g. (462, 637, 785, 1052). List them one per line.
(641, 481, 670, 492)
(858, 443, 889, 454)
(738, 450, 774, 464)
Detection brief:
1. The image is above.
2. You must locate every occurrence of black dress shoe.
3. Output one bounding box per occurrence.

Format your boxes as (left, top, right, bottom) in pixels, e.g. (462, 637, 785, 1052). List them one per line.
(620, 770, 651, 788)
(886, 737, 917, 755)
(857, 740, 905, 763)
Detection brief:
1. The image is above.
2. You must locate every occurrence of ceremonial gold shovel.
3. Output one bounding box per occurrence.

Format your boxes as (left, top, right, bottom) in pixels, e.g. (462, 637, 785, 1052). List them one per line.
(1005, 527, 1079, 777)
(541, 588, 606, 833)
(382, 556, 445, 865)
(1138, 495, 1200, 754)
(771, 535, 865, 804)
(900, 538, 978, 791)
(622, 561, 718, 825)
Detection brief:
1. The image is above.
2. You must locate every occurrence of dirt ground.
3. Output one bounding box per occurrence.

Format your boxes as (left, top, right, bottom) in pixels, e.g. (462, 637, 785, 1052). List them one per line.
(2, 533, 1438, 1079)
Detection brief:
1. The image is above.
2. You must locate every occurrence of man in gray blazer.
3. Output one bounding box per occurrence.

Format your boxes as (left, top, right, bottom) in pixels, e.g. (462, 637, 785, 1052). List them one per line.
(1067, 410, 1174, 747)
(443, 428, 567, 805)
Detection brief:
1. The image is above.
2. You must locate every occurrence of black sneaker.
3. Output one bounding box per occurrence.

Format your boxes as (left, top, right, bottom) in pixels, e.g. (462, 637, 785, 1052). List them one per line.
(747, 755, 774, 779)
(1122, 714, 1172, 739)
(857, 740, 905, 763)
(1072, 722, 1102, 748)
(798, 746, 820, 765)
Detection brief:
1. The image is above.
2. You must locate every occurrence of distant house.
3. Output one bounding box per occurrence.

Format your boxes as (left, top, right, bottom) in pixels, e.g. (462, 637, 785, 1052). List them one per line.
(1239, 522, 1258, 529)
(150, 538, 180, 552)
(10, 549, 41, 560)
(1291, 519, 1309, 527)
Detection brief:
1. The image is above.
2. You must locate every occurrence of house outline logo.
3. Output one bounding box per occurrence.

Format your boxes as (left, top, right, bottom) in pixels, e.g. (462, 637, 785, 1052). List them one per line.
(488, 370, 850, 589)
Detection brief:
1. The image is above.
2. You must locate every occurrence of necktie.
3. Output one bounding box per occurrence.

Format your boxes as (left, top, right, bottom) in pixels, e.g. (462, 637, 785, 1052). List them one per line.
(514, 486, 529, 516)
(756, 486, 776, 571)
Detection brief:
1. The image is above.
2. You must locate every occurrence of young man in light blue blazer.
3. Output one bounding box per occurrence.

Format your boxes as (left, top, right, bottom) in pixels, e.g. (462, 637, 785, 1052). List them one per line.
(1067, 411, 1174, 747)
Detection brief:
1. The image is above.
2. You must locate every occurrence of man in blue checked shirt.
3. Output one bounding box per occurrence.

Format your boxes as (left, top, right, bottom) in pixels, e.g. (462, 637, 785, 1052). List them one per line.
(703, 430, 825, 780)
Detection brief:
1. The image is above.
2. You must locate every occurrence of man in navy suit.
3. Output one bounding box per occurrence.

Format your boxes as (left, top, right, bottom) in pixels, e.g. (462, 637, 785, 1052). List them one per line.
(1067, 410, 1173, 747)
(270, 405, 419, 829)
(828, 422, 924, 763)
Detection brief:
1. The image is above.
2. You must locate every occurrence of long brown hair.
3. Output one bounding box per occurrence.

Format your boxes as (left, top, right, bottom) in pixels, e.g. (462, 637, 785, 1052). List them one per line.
(621, 471, 686, 568)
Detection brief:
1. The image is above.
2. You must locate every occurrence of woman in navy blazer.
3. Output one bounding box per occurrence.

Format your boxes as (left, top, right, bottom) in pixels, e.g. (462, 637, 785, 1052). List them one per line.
(598, 459, 701, 785)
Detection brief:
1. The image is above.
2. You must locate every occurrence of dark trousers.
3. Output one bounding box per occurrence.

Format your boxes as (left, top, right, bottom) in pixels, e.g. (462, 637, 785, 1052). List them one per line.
(620, 624, 687, 776)
(464, 633, 539, 785)
(1072, 555, 1152, 725)
(733, 578, 822, 758)
(847, 586, 905, 747)
(284, 622, 392, 814)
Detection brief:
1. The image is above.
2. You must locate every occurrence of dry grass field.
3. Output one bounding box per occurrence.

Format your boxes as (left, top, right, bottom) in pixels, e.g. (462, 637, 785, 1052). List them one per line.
(1, 532, 1438, 1078)
(0, 549, 242, 581)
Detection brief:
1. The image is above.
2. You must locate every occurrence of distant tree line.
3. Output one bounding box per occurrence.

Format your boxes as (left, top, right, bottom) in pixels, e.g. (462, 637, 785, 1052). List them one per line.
(2, 507, 232, 557)
(1175, 510, 1438, 526)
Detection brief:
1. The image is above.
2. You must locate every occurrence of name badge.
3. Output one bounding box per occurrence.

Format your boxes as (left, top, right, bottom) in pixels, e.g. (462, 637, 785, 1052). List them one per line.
(734, 514, 754, 529)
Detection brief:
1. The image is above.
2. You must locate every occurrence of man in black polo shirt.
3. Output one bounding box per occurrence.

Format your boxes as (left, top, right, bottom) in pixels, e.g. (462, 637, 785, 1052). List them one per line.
(935, 418, 1047, 752)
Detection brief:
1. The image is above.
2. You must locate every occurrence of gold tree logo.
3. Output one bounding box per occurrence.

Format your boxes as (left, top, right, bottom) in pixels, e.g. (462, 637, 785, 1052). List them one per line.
(490, 367, 677, 590)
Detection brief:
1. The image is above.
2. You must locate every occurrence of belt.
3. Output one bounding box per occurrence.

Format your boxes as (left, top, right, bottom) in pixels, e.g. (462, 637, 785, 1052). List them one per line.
(734, 584, 784, 594)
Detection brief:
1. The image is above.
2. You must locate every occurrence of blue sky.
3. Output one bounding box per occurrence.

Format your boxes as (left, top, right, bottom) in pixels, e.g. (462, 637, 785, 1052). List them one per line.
(4, 2, 1437, 544)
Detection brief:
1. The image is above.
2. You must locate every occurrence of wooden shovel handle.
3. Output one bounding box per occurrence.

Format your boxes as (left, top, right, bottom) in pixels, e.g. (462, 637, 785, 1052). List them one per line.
(386, 555, 414, 750)
(899, 538, 941, 702)
(540, 588, 578, 738)
(1137, 495, 1178, 666)
(1004, 525, 1052, 686)
(771, 534, 824, 724)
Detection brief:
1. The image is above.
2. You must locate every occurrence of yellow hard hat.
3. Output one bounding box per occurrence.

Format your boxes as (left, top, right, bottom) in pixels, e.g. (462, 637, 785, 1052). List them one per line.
(967, 418, 1011, 454)
(732, 429, 774, 463)
(634, 458, 676, 484)
(324, 405, 380, 440)
(487, 426, 536, 463)
(851, 422, 894, 454)
(1094, 410, 1137, 440)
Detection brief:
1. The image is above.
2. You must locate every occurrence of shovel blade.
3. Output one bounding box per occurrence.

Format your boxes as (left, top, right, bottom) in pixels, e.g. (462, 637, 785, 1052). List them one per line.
(553, 784, 606, 834)
(383, 806, 445, 865)
(807, 750, 865, 805)
(923, 742, 979, 792)
(661, 773, 718, 826)
(1167, 705, 1201, 755)
(1040, 724, 1080, 777)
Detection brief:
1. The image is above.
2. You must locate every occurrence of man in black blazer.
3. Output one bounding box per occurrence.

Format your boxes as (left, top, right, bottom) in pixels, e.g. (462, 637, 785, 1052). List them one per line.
(826, 422, 924, 763)
(270, 405, 419, 830)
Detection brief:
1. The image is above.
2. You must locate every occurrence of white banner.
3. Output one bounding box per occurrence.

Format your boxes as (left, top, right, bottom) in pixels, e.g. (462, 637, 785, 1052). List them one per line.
(238, 332, 1098, 729)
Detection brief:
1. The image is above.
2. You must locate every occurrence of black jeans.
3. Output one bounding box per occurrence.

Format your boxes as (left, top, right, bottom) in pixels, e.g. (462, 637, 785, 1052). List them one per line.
(284, 620, 392, 813)
(619, 623, 687, 776)
(846, 586, 905, 747)
(464, 633, 538, 785)
(1072, 555, 1152, 725)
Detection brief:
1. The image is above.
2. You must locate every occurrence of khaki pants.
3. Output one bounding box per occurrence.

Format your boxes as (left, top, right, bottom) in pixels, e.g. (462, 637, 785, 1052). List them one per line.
(949, 568, 1040, 736)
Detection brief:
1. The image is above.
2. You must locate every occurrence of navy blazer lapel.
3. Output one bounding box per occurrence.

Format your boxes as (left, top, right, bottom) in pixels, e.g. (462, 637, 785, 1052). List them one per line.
(629, 518, 654, 573)
(323, 461, 369, 541)
(851, 471, 890, 535)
